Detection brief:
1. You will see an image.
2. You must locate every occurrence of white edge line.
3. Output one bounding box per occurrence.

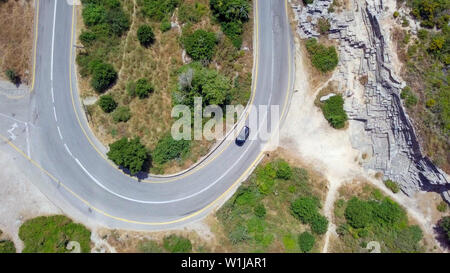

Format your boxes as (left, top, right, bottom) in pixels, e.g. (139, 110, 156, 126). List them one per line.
(50, 0, 57, 81)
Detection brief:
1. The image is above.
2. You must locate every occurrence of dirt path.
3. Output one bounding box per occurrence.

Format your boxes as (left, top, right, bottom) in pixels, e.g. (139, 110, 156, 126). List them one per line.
(280, 34, 446, 252)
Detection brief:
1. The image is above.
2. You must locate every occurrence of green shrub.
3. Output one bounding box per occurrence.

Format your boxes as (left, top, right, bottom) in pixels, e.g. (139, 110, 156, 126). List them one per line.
(229, 225, 249, 244)
(305, 38, 339, 72)
(437, 201, 448, 212)
(303, 0, 314, 4)
(384, 179, 400, 193)
(160, 18, 172, 32)
(401, 16, 410, 27)
(298, 231, 315, 252)
(317, 18, 330, 34)
(426, 98, 436, 108)
(178, 1, 207, 24)
(0, 240, 15, 253)
(210, 0, 249, 22)
(112, 106, 131, 123)
(137, 24, 155, 47)
(373, 198, 407, 226)
(310, 214, 329, 235)
(79, 31, 97, 46)
(138, 239, 163, 253)
(163, 235, 192, 253)
(291, 196, 320, 224)
(18, 215, 91, 253)
(106, 7, 130, 36)
(174, 63, 232, 106)
(256, 163, 276, 194)
(135, 78, 154, 98)
(254, 233, 274, 247)
(235, 187, 257, 206)
(321, 94, 348, 129)
(141, 0, 180, 21)
(393, 11, 399, 18)
(106, 137, 148, 175)
(152, 134, 191, 165)
(222, 21, 244, 48)
(439, 216, 450, 242)
(82, 4, 107, 27)
(246, 217, 265, 233)
(400, 86, 418, 108)
(282, 234, 297, 251)
(90, 61, 117, 93)
(254, 204, 266, 218)
(98, 94, 117, 113)
(407, 0, 449, 29)
(210, 0, 249, 48)
(182, 29, 217, 62)
(395, 225, 424, 253)
(344, 197, 373, 229)
(5, 69, 18, 84)
(418, 29, 428, 40)
(126, 80, 137, 97)
(275, 160, 292, 180)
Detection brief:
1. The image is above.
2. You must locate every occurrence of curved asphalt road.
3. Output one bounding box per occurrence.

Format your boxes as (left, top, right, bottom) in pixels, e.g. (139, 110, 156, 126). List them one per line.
(19, 0, 294, 230)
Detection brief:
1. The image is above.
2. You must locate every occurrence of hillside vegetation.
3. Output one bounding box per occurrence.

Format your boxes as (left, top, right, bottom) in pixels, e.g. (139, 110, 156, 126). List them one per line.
(19, 215, 91, 253)
(331, 184, 426, 253)
(76, 0, 254, 174)
(216, 156, 329, 252)
(394, 0, 449, 172)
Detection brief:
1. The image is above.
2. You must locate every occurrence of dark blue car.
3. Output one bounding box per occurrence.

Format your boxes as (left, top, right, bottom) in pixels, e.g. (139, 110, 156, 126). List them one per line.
(235, 126, 250, 146)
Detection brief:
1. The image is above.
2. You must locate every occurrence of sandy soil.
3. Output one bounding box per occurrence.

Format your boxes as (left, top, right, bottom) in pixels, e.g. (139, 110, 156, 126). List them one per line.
(0, 148, 61, 252)
(279, 2, 447, 251)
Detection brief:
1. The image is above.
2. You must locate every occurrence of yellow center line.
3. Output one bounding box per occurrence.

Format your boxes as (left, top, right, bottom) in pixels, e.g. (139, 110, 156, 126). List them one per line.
(1, 0, 294, 227)
(68, 0, 261, 183)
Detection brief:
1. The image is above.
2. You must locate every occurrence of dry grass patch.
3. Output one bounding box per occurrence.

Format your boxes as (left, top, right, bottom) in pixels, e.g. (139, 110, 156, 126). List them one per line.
(76, 0, 254, 174)
(0, 0, 34, 84)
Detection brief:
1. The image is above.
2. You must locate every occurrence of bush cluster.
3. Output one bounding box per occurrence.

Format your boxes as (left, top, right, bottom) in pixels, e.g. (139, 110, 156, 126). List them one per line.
(107, 137, 149, 175)
(5, 69, 19, 84)
(152, 134, 191, 165)
(18, 215, 91, 253)
(182, 29, 217, 62)
(127, 78, 154, 99)
(321, 94, 348, 129)
(98, 94, 117, 113)
(210, 0, 250, 48)
(173, 63, 232, 107)
(439, 216, 450, 242)
(298, 231, 315, 252)
(137, 24, 155, 47)
(178, 1, 207, 24)
(163, 235, 192, 253)
(400, 86, 418, 108)
(255, 160, 292, 194)
(140, 0, 180, 21)
(112, 106, 131, 123)
(291, 196, 329, 235)
(305, 38, 339, 72)
(407, 0, 449, 29)
(78, 0, 128, 92)
(384, 179, 400, 193)
(341, 196, 424, 252)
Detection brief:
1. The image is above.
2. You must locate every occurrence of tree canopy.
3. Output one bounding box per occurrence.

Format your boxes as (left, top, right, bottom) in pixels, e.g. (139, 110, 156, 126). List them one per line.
(182, 29, 217, 62)
(137, 25, 155, 47)
(107, 137, 149, 175)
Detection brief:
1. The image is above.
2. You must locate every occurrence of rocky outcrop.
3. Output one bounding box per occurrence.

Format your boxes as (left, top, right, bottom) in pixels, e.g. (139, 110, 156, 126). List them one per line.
(292, 0, 450, 201)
